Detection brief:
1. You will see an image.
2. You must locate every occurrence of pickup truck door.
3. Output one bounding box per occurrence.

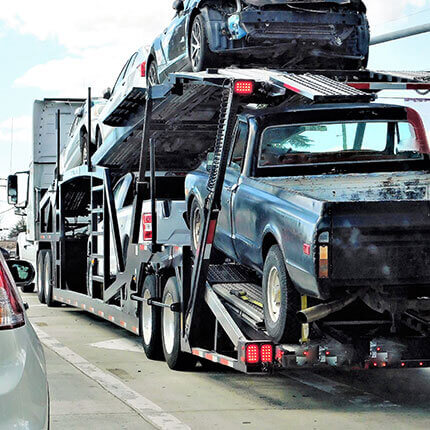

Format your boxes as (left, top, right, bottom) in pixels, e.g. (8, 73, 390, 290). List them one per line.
(215, 121, 249, 259)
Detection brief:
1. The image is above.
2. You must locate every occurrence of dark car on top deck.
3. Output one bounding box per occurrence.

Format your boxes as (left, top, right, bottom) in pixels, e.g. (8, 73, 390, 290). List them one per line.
(185, 102, 430, 344)
(147, 0, 370, 85)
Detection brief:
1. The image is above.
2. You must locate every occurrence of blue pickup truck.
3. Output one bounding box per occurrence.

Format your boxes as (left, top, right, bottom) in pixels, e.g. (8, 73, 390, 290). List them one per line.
(185, 102, 430, 343)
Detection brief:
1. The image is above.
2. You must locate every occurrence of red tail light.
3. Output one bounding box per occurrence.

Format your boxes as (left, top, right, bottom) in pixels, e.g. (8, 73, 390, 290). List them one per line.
(0, 261, 25, 330)
(234, 80, 254, 95)
(142, 213, 152, 241)
(260, 344, 273, 363)
(140, 61, 147, 78)
(245, 344, 259, 364)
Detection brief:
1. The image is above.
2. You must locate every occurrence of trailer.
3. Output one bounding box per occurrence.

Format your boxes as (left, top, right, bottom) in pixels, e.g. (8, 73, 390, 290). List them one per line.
(10, 68, 430, 374)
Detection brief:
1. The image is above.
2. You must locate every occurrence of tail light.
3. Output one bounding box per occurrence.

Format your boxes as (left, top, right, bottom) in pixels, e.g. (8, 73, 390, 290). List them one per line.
(142, 213, 152, 241)
(319, 245, 329, 278)
(234, 80, 254, 95)
(245, 344, 259, 364)
(0, 261, 25, 330)
(140, 61, 147, 78)
(260, 344, 273, 363)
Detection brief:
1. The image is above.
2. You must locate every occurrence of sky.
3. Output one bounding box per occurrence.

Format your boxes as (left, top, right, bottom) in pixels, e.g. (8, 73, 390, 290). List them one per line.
(0, 0, 430, 231)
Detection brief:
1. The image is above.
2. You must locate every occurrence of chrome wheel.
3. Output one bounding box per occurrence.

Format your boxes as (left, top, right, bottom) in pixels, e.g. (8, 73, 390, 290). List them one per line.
(267, 266, 281, 323)
(192, 206, 201, 252)
(147, 62, 158, 86)
(142, 289, 153, 345)
(191, 19, 202, 70)
(163, 292, 175, 355)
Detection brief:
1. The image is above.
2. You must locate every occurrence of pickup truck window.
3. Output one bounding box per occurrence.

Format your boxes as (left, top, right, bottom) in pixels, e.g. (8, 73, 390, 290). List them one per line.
(229, 121, 248, 171)
(259, 121, 422, 167)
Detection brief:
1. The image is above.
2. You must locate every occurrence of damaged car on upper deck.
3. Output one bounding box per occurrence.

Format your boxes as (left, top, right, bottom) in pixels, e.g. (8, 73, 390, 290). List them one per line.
(147, 0, 370, 85)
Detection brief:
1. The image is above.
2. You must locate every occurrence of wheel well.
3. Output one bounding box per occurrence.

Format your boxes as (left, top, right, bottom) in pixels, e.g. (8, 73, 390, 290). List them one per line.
(146, 53, 155, 69)
(262, 233, 278, 263)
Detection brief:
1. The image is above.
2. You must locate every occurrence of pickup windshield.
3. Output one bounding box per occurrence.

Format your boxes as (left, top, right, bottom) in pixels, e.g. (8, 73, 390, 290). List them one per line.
(259, 121, 424, 167)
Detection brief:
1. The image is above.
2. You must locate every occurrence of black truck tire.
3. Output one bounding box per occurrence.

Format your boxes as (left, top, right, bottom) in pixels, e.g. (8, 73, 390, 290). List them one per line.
(190, 14, 214, 72)
(36, 250, 47, 304)
(262, 245, 301, 343)
(140, 275, 163, 360)
(44, 250, 57, 307)
(161, 276, 196, 370)
(21, 283, 35, 293)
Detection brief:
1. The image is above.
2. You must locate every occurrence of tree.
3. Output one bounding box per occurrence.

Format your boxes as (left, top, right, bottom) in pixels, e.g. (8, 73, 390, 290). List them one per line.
(8, 218, 26, 239)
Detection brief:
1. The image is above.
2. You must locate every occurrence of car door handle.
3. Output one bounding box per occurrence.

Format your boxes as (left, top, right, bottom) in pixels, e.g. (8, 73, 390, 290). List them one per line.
(226, 184, 239, 193)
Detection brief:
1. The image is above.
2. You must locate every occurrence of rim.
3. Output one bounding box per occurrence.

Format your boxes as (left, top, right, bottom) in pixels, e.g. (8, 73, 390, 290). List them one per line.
(192, 206, 201, 251)
(267, 266, 281, 323)
(44, 258, 50, 299)
(82, 143, 88, 163)
(142, 289, 153, 345)
(163, 292, 175, 355)
(190, 19, 202, 70)
(148, 63, 158, 86)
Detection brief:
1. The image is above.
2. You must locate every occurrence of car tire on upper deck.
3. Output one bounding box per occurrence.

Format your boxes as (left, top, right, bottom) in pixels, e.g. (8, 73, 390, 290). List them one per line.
(190, 14, 214, 72)
(147, 60, 159, 86)
(262, 245, 301, 344)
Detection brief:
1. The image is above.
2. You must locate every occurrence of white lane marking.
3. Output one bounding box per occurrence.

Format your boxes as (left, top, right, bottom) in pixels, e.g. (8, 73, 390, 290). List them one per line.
(34, 327, 191, 430)
(90, 338, 145, 354)
(284, 371, 399, 408)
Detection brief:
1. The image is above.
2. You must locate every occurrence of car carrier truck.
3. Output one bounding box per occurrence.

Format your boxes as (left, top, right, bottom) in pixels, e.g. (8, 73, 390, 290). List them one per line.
(8, 68, 430, 373)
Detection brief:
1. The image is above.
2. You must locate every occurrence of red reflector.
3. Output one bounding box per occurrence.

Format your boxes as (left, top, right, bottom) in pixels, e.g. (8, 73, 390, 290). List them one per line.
(401, 362, 406, 367)
(326, 351, 331, 356)
(303, 244, 311, 255)
(373, 362, 378, 367)
(234, 80, 254, 95)
(142, 213, 152, 241)
(376, 347, 381, 352)
(206, 219, 217, 245)
(260, 344, 273, 363)
(420, 362, 424, 366)
(303, 351, 308, 357)
(245, 344, 259, 364)
(140, 61, 146, 78)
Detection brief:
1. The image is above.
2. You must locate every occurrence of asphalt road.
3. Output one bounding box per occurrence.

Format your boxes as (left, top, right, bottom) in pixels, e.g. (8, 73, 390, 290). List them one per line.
(24, 292, 430, 430)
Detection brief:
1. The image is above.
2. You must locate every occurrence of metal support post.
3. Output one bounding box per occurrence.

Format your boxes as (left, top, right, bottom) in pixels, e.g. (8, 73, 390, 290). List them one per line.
(87, 87, 92, 172)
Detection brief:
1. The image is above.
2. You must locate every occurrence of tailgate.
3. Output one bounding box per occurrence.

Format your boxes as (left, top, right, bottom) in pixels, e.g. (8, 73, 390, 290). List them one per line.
(329, 201, 430, 282)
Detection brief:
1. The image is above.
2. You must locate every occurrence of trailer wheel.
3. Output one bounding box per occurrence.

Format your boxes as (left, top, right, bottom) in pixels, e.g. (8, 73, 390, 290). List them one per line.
(36, 250, 47, 304)
(162, 277, 196, 370)
(44, 250, 57, 307)
(140, 275, 163, 360)
(262, 245, 301, 343)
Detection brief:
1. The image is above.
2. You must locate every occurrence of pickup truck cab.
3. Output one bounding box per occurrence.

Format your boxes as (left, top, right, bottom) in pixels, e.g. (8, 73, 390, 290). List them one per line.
(186, 102, 430, 343)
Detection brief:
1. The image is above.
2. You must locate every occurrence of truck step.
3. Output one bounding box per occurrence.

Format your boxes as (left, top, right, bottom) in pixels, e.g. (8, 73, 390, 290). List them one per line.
(212, 282, 264, 327)
(207, 264, 258, 284)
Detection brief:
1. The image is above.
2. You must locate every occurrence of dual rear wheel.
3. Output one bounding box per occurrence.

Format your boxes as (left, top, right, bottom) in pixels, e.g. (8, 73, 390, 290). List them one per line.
(36, 250, 57, 307)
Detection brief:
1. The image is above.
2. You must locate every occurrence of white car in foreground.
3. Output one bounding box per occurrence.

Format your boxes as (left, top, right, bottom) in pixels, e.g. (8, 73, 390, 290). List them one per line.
(0, 254, 49, 429)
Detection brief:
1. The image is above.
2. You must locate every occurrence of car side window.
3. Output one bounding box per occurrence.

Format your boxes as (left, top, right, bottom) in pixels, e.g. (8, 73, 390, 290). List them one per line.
(229, 121, 248, 172)
(112, 59, 130, 95)
(125, 52, 138, 76)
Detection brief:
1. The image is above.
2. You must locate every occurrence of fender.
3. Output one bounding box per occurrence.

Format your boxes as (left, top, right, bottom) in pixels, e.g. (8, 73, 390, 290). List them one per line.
(186, 5, 228, 54)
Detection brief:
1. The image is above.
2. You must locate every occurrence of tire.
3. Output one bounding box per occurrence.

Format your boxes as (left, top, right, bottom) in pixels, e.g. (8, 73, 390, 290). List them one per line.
(21, 283, 35, 293)
(189, 14, 214, 72)
(140, 275, 163, 360)
(44, 250, 57, 307)
(262, 245, 301, 343)
(161, 276, 196, 370)
(147, 60, 159, 86)
(190, 198, 202, 255)
(36, 250, 47, 304)
(96, 130, 103, 149)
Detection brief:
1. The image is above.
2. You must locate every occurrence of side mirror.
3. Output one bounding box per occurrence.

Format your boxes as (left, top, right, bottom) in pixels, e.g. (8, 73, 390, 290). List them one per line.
(74, 106, 84, 118)
(206, 152, 214, 172)
(103, 87, 112, 100)
(7, 175, 18, 205)
(6, 260, 35, 288)
(173, 0, 184, 12)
